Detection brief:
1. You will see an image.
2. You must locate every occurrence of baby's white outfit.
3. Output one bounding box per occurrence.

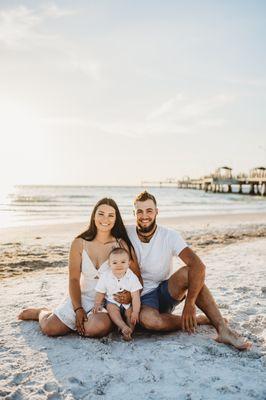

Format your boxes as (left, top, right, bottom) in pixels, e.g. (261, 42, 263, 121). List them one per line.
(95, 268, 142, 309)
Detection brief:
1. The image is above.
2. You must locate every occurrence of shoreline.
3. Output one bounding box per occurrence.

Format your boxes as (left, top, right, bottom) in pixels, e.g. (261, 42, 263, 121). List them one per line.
(1, 210, 266, 240)
(1, 211, 266, 279)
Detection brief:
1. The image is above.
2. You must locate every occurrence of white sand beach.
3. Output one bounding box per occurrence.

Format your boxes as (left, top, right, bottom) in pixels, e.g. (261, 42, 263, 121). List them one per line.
(0, 213, 266, 399)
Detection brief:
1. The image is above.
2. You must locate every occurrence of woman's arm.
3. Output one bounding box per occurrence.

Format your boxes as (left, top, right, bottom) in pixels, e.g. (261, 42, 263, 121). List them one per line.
(68, 238, 87, 335)
(68, 238, 83, 310)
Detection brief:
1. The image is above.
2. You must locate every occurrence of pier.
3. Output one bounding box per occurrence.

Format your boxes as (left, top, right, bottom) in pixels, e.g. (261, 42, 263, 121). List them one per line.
(141, 167, 266, 196)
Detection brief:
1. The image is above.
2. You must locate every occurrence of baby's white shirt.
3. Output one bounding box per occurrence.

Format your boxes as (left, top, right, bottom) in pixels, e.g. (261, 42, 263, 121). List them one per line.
(95, 268, 142, 309)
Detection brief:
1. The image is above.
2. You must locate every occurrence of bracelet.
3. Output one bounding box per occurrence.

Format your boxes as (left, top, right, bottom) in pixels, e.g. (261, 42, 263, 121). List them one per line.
(74, 306, 83, 313)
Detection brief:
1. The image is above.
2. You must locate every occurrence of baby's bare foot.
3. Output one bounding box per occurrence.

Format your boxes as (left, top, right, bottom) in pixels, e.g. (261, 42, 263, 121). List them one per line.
(18, 307, 49, 321)
(215, 325, 252, 350)
(121, 325, 133, 341)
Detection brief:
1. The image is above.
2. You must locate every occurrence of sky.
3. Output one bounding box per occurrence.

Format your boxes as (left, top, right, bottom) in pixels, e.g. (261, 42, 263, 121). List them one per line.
(0, 0, 265, 186)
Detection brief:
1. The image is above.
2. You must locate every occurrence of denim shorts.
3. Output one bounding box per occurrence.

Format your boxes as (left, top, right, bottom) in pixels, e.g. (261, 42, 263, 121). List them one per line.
(141, 280, 184, 313)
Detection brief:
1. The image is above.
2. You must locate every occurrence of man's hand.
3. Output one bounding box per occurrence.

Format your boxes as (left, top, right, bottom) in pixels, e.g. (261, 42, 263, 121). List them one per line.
(181, 301, 197, 333)
(130, 311, 139, 326)
(75, 308, 88, 336)
(113, 290, 131, 304)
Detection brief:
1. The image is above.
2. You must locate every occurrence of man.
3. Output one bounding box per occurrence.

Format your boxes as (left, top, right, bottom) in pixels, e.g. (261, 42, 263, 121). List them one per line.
(126, 191, 251, 350)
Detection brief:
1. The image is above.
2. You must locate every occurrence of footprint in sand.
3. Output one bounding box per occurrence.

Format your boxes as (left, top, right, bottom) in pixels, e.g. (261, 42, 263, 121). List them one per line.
(43, 381, 60, 393)
(47, 394, 62, 400)
(5, 388, 23, 400)
(217, 385, 241, 394)
(68, 376, 84, 385)
(0, 389, 12, 397)
(11, 371, 30, 385)
(93, 374, 114, 396)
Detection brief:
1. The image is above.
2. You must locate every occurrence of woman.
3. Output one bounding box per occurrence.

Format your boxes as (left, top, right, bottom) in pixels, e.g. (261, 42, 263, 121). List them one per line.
(18, 198, 141, 338)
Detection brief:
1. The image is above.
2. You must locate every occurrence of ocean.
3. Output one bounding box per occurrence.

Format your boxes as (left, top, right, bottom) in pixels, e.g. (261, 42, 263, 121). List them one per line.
(0, 185, 265, 228)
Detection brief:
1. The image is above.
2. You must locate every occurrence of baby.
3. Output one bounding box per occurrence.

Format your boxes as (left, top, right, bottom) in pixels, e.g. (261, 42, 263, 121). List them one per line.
(93, 247, 142, 341)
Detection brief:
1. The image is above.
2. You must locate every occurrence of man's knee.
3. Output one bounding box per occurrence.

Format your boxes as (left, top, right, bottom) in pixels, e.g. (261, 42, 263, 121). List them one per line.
(174, 266, 189, 283)
(168, 266, 189, 299)
(139, 310, 164, 331)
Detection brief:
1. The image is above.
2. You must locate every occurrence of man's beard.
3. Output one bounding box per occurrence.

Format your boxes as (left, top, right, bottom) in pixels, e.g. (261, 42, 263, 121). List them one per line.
(137, 218, 157, 234)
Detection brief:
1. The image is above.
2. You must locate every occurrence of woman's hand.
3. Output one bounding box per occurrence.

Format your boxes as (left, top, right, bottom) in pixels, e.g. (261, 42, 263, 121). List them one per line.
(75, 308, 88, 336)
(113, 290, 132, 304)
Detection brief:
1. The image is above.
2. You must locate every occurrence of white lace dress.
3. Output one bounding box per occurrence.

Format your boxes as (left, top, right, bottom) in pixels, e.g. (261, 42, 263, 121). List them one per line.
(53, 249, 109, 330)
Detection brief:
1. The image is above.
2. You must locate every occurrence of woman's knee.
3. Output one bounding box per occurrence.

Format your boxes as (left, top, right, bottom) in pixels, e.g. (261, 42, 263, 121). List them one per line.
(40, 316, 69, 337)
(84, 315, 112, 338)
(41, 320, 59, 336)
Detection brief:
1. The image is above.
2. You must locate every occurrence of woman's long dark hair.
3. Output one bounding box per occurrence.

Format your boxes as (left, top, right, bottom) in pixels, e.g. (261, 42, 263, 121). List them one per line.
(77, 198, 134, 258)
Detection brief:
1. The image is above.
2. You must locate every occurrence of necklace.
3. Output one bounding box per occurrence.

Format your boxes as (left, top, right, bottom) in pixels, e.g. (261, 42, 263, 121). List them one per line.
(137, 225, 157, 243)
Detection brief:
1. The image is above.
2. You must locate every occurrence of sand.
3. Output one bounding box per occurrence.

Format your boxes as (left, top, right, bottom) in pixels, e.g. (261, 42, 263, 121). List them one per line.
(0, 212, 266, 399)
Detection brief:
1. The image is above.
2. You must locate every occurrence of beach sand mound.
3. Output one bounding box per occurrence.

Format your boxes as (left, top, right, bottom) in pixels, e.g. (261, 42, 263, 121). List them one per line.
(0, 239, 265, 400)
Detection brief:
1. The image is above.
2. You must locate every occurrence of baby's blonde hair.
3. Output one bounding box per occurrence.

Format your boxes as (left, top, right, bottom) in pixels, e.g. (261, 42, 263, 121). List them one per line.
(108, 247, 130, 259)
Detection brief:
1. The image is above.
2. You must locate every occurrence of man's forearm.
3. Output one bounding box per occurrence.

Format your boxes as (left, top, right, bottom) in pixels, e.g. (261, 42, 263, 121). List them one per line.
(186, 259, 205, 304)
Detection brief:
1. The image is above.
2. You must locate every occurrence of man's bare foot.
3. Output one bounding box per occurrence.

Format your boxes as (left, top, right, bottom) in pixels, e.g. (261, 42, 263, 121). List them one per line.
(18, 307, 49, 321)
(121, 325, 133, 341)
(215, 325, 252, 350)
(197, 315, 229, 325)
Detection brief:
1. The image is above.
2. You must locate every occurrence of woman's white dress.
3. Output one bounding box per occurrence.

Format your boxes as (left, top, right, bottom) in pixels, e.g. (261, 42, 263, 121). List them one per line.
(53, 249, 108, 330)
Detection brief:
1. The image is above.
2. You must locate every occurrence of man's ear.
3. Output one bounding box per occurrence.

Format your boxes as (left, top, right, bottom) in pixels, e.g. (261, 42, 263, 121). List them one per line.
(133, 209, 136, 216)
(156, 208, 159, 216)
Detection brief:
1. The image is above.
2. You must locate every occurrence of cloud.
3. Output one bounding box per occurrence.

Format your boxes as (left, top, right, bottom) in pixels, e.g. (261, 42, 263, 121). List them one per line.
(0, 4, 101, 80)
(0, 6, 41, 48)
(68, 55, 101, 80)
(0, 3, 76, 49)
(102, 93, 234, 136)
(12, 90, 235, 140)
(226, 77, 266, 88)
(146, 93, 235, 122)
(41, 3, 77, 18)
(146, 94, 184, 120)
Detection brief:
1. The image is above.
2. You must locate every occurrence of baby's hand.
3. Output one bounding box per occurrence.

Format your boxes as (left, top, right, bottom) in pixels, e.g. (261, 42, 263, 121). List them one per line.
(93, 304, 102, 314)
(130, 311, 139, 326)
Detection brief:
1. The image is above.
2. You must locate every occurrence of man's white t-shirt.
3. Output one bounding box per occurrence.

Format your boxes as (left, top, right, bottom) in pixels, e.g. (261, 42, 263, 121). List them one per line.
(95, 268, 142, 309)
(126, 225, 188, 296)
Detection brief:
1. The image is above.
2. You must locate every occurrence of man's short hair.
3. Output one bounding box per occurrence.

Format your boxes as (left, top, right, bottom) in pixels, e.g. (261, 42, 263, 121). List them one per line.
(133, 191, 157, 207)
(108, 247, 130, 259)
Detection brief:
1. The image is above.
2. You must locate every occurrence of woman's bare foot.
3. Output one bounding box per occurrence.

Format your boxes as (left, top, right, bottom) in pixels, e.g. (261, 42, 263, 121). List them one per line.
(18, 307, 49, 321)
(121, 325, 133, 341)
(197, 315, 229, 325)
(215, 325, 252, 350)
